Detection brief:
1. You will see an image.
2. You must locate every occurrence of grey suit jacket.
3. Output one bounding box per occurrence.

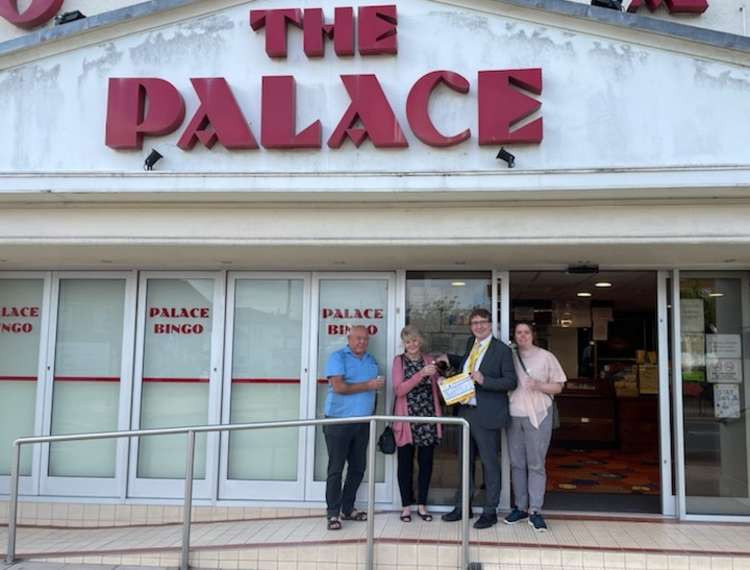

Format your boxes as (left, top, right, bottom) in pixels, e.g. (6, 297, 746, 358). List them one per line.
(448, 336, 518, 429)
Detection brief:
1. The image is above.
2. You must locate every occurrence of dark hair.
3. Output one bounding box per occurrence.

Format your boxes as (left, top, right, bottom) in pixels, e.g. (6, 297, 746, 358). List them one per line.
(469, 308, 491, 322)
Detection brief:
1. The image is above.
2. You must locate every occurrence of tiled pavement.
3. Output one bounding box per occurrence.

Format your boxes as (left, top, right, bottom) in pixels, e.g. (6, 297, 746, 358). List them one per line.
(3, 511, 750, 569)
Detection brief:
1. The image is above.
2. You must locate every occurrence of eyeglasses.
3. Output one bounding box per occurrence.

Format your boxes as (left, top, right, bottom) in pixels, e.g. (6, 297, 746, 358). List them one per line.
(470, 319, 491, 326)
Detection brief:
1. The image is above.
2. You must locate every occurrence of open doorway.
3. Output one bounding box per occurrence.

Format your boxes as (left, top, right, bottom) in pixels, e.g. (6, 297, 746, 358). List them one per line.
(511, 271, 661, 513)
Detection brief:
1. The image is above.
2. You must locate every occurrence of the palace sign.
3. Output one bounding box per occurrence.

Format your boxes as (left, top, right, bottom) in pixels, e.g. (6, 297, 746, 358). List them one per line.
(104, 5, 544, 151)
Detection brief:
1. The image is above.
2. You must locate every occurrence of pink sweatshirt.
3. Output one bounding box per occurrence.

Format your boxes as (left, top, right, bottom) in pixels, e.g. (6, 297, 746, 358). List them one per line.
(391, 353, 443, 447)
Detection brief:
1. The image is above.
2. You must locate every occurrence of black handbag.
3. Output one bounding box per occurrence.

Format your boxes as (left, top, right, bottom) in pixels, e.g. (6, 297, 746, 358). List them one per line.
(377, 425, 396, 454)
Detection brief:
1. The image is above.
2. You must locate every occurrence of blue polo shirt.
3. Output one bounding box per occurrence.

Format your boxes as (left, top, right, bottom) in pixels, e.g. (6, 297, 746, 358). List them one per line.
(324, 346, 379, 418)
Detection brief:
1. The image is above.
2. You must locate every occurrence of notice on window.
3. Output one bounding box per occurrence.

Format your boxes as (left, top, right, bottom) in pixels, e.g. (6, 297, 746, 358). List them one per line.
(680, 299, 705, 333)
(714, 383, 741, 419)
(706, 334, 742, 359)
(681, 332, 705, 382)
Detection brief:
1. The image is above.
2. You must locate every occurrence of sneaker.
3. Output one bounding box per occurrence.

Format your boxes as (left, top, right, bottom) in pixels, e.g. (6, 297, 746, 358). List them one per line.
(503, 508, 529, 525)
(528, 512, 548, 532)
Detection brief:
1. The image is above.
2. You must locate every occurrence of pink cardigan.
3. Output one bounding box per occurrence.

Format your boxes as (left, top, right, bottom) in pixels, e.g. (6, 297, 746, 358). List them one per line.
(391, 353, 443, 447)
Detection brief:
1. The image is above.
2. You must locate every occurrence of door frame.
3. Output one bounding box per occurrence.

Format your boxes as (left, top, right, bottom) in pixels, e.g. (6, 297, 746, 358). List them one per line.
(673, 269, 750, 521)
(40, 271, 137, 498)
(128, 271, 226, 499)
(304, 271, 397, 504)
(218, 272, 311, 501)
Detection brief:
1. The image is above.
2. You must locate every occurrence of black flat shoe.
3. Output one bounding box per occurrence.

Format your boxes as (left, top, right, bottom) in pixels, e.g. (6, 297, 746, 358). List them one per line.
(400, 513, 412, 522)
(473, 513, 498, 529)
(441, 507, 474, 522)
(417, 510, 433, 521)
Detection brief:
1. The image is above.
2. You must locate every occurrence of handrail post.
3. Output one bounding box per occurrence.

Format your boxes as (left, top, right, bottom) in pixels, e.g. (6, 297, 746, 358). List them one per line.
(5, 441, 21, 564)
(181, 430, 196, 570)
(366, 418, 376, 570)
(461, 421, 470, 570)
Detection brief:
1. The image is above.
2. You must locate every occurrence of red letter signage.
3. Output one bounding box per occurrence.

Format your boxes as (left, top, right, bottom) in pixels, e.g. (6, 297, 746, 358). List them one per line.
(358, 5, 397, 55)
(628, 0, 708, 13)
(177, 78, 258, 150)
(478, 68, 542, 145)
(105, 78, 185, 150)
(0, 0, 62, 29)
(407, 71, 470, 147)
(250, 9, 304, 58)
(303, 7, 354, 57)
(328, 75, 408, 148)
(261, 76, 321, 148)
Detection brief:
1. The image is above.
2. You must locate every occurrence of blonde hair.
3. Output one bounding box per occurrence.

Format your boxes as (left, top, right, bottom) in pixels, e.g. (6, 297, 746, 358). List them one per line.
(400, 324, 424, 344)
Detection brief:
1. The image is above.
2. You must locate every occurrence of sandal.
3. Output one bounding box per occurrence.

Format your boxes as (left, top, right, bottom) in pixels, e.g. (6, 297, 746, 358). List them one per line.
(327, 516, 342, 531)
(341, 509, 368, 522)
(417, 510, 433, 522)
(400, 510, 412, 523)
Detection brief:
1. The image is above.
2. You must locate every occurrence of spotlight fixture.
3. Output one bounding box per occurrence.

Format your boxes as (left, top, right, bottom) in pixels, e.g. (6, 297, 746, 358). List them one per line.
(496, 147, 515, 168)
(591, 0, 622, 10)
(144, 149, 163, 171)
(54, 10, 86, 25)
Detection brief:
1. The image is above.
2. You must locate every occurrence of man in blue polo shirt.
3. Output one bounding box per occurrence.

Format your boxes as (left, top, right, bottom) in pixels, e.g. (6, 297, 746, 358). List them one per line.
(323, 325, 384, 530)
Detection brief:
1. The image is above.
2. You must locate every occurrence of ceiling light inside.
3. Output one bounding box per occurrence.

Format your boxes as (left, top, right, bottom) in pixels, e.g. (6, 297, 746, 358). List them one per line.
(595, 282, 612, 288)
(577, 292, 592, 297)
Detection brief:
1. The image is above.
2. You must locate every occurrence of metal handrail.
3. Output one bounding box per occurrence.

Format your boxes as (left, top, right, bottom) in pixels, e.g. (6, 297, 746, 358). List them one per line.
(5, 415, 473, 570)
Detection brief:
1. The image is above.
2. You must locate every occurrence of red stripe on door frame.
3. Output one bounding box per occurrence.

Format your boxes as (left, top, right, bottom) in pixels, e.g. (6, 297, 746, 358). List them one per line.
(232, 378, 300, 384)
(0, 375, 37, 381)
(142, 377, 209, 383)
(54, 376, 120, 382)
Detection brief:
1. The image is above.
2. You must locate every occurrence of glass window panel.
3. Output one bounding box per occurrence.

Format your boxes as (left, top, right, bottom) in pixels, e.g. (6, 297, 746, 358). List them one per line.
(314, 279, 388, 483)
(49, 279, 125, 478)
(0, 279, 44, 476)
(137, 279, 214, 479)
(681, 274, 750, 515)
(406, 272, 491, 505)
(228, 279, 304, 481)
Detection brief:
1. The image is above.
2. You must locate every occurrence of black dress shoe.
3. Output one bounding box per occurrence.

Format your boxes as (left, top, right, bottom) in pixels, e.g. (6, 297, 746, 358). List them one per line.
(473, 513, 498, 529)
(441, 507, 474, 522)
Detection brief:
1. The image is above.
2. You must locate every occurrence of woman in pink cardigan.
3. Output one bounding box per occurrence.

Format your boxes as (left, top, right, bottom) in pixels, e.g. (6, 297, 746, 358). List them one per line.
(391, 325, 443, 522)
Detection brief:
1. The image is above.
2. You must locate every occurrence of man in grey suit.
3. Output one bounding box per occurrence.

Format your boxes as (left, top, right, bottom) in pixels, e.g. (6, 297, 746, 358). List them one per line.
(440, 308, 517, 529)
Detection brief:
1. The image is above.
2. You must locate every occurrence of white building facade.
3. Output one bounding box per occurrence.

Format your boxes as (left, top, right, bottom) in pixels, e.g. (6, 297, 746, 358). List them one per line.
(0, 0, 749, 521)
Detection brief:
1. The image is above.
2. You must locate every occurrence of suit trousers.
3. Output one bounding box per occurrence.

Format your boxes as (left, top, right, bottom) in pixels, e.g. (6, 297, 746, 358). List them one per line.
(508, 412, 553, 513)
(453, 406, 502, 514)
(323, 422, 369, 518)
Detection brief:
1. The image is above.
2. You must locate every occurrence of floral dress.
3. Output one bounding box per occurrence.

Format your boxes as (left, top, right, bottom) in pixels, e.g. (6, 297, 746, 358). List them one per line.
(403, 356, 438, 447)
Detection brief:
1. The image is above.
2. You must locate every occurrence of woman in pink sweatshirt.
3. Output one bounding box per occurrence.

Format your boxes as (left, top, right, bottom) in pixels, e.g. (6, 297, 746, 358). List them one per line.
(391, 325, 443, 522)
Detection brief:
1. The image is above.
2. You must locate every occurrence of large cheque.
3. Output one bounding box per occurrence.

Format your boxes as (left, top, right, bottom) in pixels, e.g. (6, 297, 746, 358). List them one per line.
(439, 372, 476, 406)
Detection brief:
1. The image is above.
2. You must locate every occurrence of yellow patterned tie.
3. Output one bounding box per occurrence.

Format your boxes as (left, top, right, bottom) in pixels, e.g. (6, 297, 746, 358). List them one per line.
(466, 341, 483, 373)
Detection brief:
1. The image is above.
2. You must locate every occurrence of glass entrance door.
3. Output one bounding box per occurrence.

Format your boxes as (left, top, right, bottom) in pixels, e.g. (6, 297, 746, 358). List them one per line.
(41, 272, 137, 497)
(676, 271, 750, 516)
(305, 273, 396, 503)
(128, 272, 225, 499)
(0, 273, 50, 496)
(219, 273, 310, 500)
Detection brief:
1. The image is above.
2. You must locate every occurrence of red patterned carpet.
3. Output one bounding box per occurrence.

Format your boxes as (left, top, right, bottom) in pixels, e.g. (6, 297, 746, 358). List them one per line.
(546, 448, 660, 495)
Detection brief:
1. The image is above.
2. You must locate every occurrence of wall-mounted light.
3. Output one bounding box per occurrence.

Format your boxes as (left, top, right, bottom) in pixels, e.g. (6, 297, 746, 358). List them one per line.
(708, 292, 724, 298)
(595, 282, 612, 288)
(144, 149, 163, 171)
(591, 0, 622, 10)
(577, 292, 592, 298)
(55, 11, 86, 25)
(496, 147, 515, 168)
(451, 281, 466, 287)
